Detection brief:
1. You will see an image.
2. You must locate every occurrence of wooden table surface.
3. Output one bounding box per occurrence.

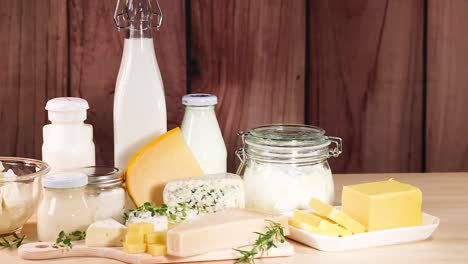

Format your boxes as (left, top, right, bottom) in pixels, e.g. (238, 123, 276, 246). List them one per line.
(1, 173, 467, 264)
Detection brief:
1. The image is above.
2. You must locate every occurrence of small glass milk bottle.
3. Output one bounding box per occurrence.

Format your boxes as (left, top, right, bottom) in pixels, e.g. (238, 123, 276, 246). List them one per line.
(181, 94, 227, 174)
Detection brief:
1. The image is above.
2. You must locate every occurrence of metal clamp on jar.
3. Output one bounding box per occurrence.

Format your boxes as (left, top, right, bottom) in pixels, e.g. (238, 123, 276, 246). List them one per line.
(236, 125, 342, 213)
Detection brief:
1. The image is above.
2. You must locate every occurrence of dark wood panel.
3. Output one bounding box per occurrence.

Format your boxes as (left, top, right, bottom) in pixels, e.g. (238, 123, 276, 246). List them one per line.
(68, 0, 186, 166)
(308, 0, 424, 173)
(189, 0, 306, 172)
(426, 0, 468, 172)
(0, 0, 68, 159)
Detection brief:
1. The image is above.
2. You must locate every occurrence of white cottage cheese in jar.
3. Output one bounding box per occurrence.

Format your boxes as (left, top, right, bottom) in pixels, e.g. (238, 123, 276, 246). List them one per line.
(236, 125, 342, 213)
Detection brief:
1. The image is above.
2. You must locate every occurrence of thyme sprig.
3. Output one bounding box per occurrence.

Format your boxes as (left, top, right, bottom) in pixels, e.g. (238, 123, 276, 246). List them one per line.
(0, 232, 26, 248)
(52, 231, 86, 250)
(123, 202, 196, 223)
(233, 220, 286, 264)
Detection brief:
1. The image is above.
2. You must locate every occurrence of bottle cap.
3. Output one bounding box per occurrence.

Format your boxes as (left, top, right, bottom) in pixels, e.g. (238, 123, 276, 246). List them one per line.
(45, 97, 90, 122)
(42, 172, 88, 189)
(182, 94, 218, 106)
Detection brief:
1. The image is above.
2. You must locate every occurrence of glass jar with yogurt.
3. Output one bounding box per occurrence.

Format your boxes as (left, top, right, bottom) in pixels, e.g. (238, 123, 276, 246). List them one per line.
(236, 125, 342, 213)
(37, 172, 93, 241)
(80, 166, 126, 223)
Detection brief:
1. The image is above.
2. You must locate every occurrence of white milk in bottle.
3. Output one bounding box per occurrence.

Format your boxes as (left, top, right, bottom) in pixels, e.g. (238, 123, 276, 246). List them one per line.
(181, 94, 227, 174)
(113, 0, 166, 169)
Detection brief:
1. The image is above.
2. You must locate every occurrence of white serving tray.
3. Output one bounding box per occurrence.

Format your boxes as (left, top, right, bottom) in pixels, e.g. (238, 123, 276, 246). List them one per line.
(287, 212, 440, 252)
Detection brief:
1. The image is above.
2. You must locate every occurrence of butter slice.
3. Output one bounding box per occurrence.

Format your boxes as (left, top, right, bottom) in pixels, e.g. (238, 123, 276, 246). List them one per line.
(85, 219, 127, 247)
(292, 210, 351, 236)
(166, 208, 289, 257)
(309, 198, 366, 234)
(288, 219, 338, 237)
(342, 179, 422, 231)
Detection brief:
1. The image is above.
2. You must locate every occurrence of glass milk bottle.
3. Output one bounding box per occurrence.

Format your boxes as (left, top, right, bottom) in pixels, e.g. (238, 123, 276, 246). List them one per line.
(181, 94, 227, 174)
(113, 0, 166, 169)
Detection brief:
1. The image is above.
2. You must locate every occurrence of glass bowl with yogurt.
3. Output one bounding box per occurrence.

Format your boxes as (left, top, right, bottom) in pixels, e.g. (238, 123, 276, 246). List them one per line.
(0, 157, 50, 237)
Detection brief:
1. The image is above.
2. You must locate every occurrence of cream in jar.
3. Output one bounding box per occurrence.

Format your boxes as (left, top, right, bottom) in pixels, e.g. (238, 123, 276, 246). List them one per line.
(237, 125, 342, 213)
(37, 172, 93, 242)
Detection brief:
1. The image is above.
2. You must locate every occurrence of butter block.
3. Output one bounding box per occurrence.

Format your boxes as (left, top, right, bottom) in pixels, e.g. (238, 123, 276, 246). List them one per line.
(147, 244, 167, 256)
(128, 222, 154, 235)
(125, 233, 145, 245)
(123, 242, 146, 254)
(292, 210, 351, 236)
(309, 198, 366, 234)
(342, 179, 422, 231)
(85, 219, 127, 247)
(145, 231, 167, 244)
(166, 208, 289, 257)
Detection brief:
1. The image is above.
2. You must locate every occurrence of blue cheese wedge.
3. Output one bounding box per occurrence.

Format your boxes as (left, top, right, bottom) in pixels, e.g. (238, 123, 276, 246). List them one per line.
(163, 173, 245, 214)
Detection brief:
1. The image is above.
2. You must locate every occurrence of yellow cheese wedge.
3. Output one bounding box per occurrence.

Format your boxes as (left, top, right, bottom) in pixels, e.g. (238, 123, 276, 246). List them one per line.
(292, 210, 351, 236)
(147, 244, 167, 256)
(126, 127, 204, 206)
(123, 242, 146, 254)
(342, 179, 422, 231)
(125, 233, 145, 245)
(128, 222, 154, 236)
(145, 231, 167, 244)
(309, 198, 366, 234)
(288, 219, 339, 237)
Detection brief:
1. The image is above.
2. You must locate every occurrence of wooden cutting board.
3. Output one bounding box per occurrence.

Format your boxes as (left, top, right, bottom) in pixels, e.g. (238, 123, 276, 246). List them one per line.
(18, 241, 294, 264)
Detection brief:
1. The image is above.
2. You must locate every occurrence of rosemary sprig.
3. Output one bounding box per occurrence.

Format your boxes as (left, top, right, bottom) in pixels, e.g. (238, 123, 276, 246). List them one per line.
(52, 230, 86, 250)
(0, 232, 26, 248)
(233, 220, 286, 264)
(123, 202, 196, 223)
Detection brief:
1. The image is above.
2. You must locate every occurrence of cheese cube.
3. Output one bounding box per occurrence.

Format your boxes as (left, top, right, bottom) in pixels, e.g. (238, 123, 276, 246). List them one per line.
(128, 222, 154, 235)
(292, 210, 351, 236)
(342, 179, 422, 231)
(145, 232, 166, 244)
(166, 208, 289, 257)
(125, 233, 145, 245)
(309, 198, 366, 233)
(85, 219, 127, 247)
(147, 244, 167, 256)
(123, 242, 146, 254)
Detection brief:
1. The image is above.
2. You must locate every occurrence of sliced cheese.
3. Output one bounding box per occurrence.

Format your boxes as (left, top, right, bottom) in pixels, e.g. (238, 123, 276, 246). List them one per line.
(145, 231, 166, 244)
(85, 219, 127, 247)
(166, 208, 289, 257)
(147, 244, 167, 256)
(309, 198, 365, 234)
(292, 210, 351, 236)
(123, 242, 146, 254)
(125, 233, 145, 245)
(128, 222, 154, 236)
(126, 127, 204, 206)
(342, 179, 422, 231)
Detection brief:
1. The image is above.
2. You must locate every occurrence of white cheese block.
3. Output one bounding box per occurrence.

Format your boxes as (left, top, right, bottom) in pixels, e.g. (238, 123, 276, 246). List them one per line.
(163, 173, 245, 214)
(166, 208, 290, 257)
(126, 212, 168, 231)
(85, 219, 127, 247)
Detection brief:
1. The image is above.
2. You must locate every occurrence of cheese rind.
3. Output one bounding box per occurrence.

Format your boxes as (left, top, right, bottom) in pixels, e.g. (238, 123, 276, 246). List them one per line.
(85, 219, 127, 247)
(163, 173, 245, 214)
(309, 198, 365, 234)
(342, 179, 422, 231)
(166, 208, 289, 257)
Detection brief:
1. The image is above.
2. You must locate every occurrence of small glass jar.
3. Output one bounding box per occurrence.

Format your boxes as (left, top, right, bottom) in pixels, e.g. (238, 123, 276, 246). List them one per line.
(80, 166, 126, 223)
(236, 125, 342, 213)
(37, 172, 93, 242)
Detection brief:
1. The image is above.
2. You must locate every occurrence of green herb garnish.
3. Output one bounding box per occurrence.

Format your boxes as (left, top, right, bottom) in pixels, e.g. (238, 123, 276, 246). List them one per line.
(123, 202, 197, 223)
(233, 220, 286, 264)
(0, 232, 26, 248)
(52, 230, 86, 250)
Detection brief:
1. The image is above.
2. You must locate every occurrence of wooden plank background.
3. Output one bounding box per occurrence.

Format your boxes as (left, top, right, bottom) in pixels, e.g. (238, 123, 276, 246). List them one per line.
(0, 0, 465, 173)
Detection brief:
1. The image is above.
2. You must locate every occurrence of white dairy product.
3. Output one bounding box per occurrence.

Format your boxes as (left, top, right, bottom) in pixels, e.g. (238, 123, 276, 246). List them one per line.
(163, 173, 244, 214)
(126, 212, 168, 232)
(243, 162, 334, 213)
(42, 97, 95, 172)
(181, 94, 227, 174)
(0, 165, 34, 234)
(87, 188, 126, 223)
(85, 219, 127, 247)
(37, 172, 93, 241)
(114, 37, 166, 169)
